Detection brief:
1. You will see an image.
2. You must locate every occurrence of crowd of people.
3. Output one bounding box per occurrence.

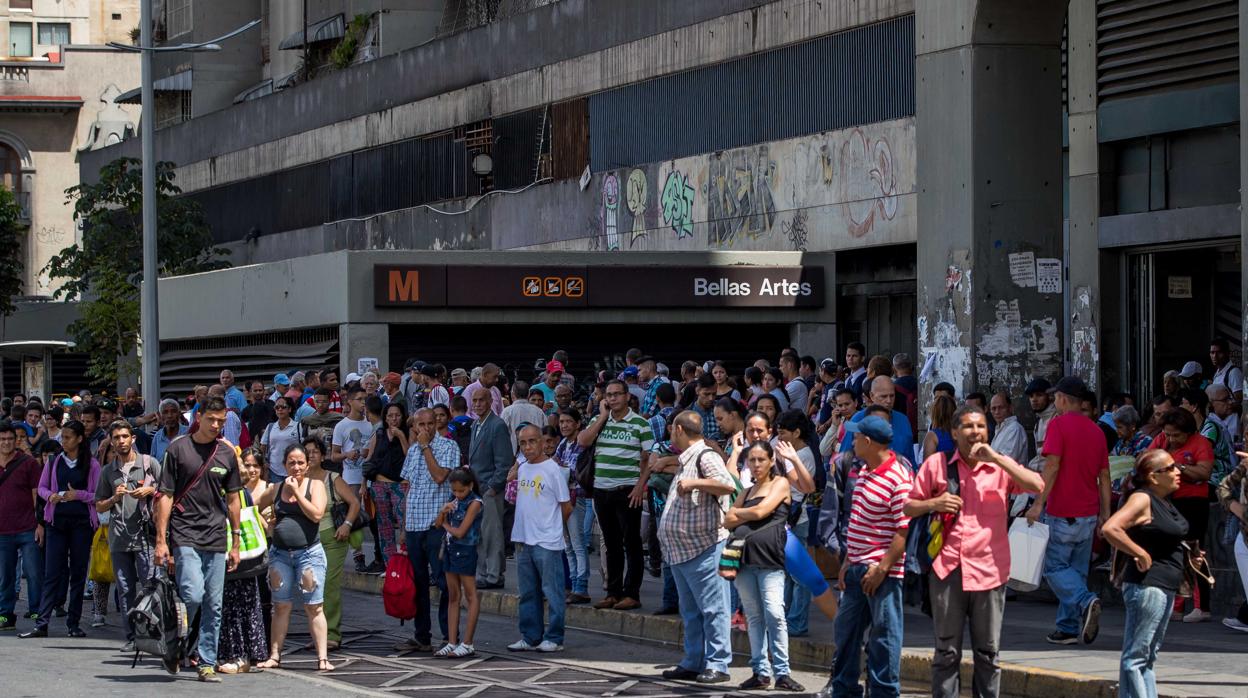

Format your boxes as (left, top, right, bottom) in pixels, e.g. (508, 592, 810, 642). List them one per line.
(0, 340, 1245, 697)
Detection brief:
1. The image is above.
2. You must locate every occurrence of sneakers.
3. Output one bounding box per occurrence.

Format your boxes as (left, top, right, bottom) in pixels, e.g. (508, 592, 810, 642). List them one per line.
(121, 640, 136, 653)
(1081, 598, 1101, 644)
(1183, 609, 1212, 623)
(91, 614, 106, 628)
(507, 639, 537, 652)
(393, 638, 432, 652)
(0, 615, 14, 631)
(535, 640, 564, 653)
(354, 555, 368, 573)
(24, 611, 38, 620)
(1222, 617, 1248, 633)
(1045, 631, 1079, 645)
(197, 666, 222, 683)
(364, 559, 386, 575)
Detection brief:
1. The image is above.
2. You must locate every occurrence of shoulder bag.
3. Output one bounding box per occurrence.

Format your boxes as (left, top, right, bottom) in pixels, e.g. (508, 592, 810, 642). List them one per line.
(328, 472, 371, 531)
(226, 491, 270, 580)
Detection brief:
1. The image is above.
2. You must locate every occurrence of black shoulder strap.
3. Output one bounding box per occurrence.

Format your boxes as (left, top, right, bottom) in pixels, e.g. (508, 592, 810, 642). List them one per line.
(172, 441, 220, 513)
(942, 449, 960, 496)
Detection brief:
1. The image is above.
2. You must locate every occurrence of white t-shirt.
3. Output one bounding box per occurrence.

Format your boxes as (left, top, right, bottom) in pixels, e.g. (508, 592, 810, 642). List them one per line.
(332, 416, 373, 485)
(261, 420, 303, 477)
(1213, 362, 1244, 395)
(511, 456, 570, 551)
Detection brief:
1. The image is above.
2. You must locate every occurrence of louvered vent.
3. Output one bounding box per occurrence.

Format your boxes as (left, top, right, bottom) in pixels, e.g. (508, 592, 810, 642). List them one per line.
(1097, 0, 1239, 100)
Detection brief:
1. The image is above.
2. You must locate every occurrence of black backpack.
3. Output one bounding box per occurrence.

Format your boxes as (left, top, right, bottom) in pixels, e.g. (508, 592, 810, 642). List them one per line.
(128, 571, 190, 674)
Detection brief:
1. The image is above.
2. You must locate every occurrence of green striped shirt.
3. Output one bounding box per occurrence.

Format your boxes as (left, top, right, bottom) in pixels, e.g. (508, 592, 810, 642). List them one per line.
(590, 410, 655, 489)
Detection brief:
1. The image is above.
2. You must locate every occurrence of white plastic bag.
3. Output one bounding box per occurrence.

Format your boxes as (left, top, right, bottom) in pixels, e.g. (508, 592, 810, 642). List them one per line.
(1007, 518, 1049, 592)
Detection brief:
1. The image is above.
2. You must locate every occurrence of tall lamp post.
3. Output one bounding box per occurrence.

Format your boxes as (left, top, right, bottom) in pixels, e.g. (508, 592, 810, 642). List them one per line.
(108, 9, 259, 410)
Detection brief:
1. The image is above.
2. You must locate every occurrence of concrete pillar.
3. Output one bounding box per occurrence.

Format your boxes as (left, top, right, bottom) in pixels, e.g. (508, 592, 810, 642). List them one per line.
(790, 322, 836, 361)
(1067, 0, 1100, 393)
(338, 323, 389, 378)
(915, 2, 1067, 411)
(1242, 1, 1248, 413)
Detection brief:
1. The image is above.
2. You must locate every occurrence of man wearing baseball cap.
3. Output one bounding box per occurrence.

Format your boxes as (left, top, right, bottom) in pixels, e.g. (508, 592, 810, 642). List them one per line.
(821, 415, 912, 698)
(1178, 361, 1206, 391)
(1024, 376, 1110, 646)
(533, 360, 564, 413)
(269, 373, 291, 402)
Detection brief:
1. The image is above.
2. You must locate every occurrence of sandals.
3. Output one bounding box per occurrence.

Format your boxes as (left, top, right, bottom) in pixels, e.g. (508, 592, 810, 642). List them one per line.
(255, 658, 281, 670)
(318, 658, 335, 672)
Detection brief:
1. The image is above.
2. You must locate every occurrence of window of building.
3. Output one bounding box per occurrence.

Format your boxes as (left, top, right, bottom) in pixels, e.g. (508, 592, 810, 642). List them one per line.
(8, 22, 32, 57)
(0, 142, 28, 221)
(112, 13, 122, 21)
(9, 1, 33, 11)
(37, 22, 70, 46)
(166, 0, 192, 38)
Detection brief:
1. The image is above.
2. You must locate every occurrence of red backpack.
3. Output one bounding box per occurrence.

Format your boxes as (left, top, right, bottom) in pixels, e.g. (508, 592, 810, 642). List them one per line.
(382, 549, 417, 621)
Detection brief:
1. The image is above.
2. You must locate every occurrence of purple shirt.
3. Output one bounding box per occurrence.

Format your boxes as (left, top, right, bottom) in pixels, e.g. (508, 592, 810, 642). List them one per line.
(462, 380, 503, 419)
(0, 453, 41, 535)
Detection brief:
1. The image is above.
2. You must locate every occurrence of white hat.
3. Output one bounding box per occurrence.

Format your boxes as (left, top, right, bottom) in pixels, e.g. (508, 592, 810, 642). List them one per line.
(345, 371, 362, 383)
(1178, 361, 1203, 378)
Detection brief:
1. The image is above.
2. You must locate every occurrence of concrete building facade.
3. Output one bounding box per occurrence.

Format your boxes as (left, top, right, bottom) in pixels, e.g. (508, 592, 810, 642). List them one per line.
(76, 0, 1243, 414)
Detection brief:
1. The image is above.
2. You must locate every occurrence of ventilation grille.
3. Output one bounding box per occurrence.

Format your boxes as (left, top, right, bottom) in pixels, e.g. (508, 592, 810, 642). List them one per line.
(159, 327, 339, 396)
(1096, 0, 1238, 101)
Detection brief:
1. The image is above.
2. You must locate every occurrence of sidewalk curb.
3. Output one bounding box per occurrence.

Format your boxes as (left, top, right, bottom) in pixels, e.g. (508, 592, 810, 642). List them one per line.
(344, 571, 1123, 697)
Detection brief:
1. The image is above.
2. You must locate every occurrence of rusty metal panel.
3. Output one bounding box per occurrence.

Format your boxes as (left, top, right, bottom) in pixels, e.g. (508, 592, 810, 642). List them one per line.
(586, 14, 915, 170)
(1097, 0, 1238, 100)
(551, 98, 588, 181)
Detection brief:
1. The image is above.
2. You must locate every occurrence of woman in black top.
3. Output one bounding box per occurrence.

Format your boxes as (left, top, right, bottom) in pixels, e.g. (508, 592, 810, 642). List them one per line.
(253, 444, 330, 672)
(1102, 450, 1188, 698)
(722, 441, 803, 693)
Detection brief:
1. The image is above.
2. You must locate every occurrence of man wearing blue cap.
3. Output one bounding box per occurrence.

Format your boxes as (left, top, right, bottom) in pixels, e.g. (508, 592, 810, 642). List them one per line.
(269, 373, 291, 402)
(819, 414, 913, 698)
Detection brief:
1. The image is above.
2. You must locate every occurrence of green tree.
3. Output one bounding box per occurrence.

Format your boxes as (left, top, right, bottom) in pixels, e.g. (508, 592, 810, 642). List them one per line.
(0, 187, 26, 317)
(45, 157, 229, 386)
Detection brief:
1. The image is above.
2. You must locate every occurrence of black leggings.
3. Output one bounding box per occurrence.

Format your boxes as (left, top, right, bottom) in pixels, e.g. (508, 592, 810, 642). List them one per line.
(1173, 496, 1211, 612)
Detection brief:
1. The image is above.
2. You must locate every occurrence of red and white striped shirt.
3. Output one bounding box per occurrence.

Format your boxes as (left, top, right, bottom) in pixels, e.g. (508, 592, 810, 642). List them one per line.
(845, 453, 913, 578)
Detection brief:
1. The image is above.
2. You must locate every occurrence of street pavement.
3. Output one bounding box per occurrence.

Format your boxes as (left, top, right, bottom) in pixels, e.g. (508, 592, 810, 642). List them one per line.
(0, 588, 933, 697)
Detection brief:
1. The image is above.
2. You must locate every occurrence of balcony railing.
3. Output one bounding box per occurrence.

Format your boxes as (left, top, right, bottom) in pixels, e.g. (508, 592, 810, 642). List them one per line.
(0, 66, 30, 81)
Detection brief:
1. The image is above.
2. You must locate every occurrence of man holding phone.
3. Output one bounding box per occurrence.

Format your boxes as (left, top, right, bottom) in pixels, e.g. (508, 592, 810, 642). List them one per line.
(95, 420, 162, 653)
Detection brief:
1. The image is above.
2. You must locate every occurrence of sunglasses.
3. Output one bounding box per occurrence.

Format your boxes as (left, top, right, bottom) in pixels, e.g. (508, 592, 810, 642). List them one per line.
(1151, 463, 1180, 475)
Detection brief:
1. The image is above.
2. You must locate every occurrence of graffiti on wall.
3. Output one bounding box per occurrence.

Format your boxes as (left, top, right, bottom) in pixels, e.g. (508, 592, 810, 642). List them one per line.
(660, 169, 695, 239)
(518, 117, 915, 253)
(625, 169, 648, 245)
(707, 146, 779, 246)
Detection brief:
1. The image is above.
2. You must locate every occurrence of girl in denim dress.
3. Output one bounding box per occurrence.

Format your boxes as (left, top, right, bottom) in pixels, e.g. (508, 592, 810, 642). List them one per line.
(434, 469, 483, 658)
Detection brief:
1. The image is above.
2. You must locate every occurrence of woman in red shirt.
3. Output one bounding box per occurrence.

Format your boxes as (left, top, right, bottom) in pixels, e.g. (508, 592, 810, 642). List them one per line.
(1148, 409, 1214, 622)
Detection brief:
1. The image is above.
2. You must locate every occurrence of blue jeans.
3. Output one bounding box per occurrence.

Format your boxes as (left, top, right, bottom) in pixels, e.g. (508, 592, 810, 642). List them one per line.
(661, 564, 679, 610)
(785, 521, 812, 635)
(737, 566, 790, 678)
(1042, 514, 1098, 634)
(831, 563, 903, 698)
(1120, 583, 1175, 698)
(173, 546, 226, 667)
(37, 518, 93, 630)
(669, 540, 731, 674)
(566, 497, 591, 595)
(405, 528, 449, 644)
(0, 529, 41, 618)
(112, 548, 154, 641)
(517, 543, 566, 645)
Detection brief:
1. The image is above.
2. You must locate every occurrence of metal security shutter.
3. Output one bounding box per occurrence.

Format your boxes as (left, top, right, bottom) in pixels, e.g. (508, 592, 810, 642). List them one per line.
(1096, 0, 1239, 100)
(159, 327, 339, 397)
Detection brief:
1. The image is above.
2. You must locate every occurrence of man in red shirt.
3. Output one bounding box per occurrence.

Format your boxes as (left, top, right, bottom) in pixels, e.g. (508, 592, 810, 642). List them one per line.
(908, 406, 1043, 698)
(820, 415, 912, 698)
(0, 421, 43, 631)
(1025, 376, 1111, 645)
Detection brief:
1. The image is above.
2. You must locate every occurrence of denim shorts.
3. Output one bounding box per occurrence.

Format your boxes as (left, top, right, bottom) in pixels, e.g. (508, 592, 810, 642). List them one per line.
(445, 542, 478, 576)
(269, 543, 327, 606)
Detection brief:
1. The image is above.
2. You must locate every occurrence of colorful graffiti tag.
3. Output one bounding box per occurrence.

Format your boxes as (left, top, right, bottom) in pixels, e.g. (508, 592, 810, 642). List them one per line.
(660, 170, 695, 239)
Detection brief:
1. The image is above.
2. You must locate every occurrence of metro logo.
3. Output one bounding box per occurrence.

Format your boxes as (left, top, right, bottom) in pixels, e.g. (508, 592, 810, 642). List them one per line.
(388, 269, 420, 302)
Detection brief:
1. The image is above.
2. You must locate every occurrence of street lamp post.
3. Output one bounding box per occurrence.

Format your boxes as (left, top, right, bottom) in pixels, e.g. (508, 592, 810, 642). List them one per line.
(109, 7, 259, 411)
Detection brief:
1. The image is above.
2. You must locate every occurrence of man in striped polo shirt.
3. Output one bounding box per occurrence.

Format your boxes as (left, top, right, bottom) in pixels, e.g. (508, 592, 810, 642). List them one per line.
(819, 415, 912, 698)
(577, 379, 654, 611)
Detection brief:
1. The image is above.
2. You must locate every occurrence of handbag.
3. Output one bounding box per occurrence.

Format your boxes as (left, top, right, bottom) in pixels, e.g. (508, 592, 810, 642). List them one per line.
(1007, 518, 1049, 592)
(89, 524, 115, 583)
(329, 473, 371, 531)
(363, 428, 405, 482)
(226, 492, 270, 581)
(1177, 541, 1215, 599)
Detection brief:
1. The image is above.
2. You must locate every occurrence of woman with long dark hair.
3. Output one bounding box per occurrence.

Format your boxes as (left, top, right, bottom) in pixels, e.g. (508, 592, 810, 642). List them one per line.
(217, 448, 271, 673)
(364, 401, 409, 565)
(1102, 451, 1188, 697)
(20, 420, 100, 639)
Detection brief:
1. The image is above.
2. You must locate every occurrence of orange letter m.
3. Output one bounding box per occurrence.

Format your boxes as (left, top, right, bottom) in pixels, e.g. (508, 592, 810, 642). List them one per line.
(389, 269, 420, 302)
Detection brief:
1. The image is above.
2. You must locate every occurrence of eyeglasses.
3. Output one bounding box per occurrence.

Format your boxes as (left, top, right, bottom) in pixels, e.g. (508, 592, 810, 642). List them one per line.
(275, 404, 290, 410)
(1151, 463, 1180, 475)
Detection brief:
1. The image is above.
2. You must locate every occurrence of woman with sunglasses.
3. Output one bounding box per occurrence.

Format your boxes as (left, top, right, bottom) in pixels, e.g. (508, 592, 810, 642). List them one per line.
(1102, 450, 1187, 698)
(259, 396, 303, 483)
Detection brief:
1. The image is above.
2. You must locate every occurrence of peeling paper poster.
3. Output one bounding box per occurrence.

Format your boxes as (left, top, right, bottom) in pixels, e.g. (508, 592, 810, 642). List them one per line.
(1036, 258, 1062, 294)
(1008, 252, 1036, 287)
